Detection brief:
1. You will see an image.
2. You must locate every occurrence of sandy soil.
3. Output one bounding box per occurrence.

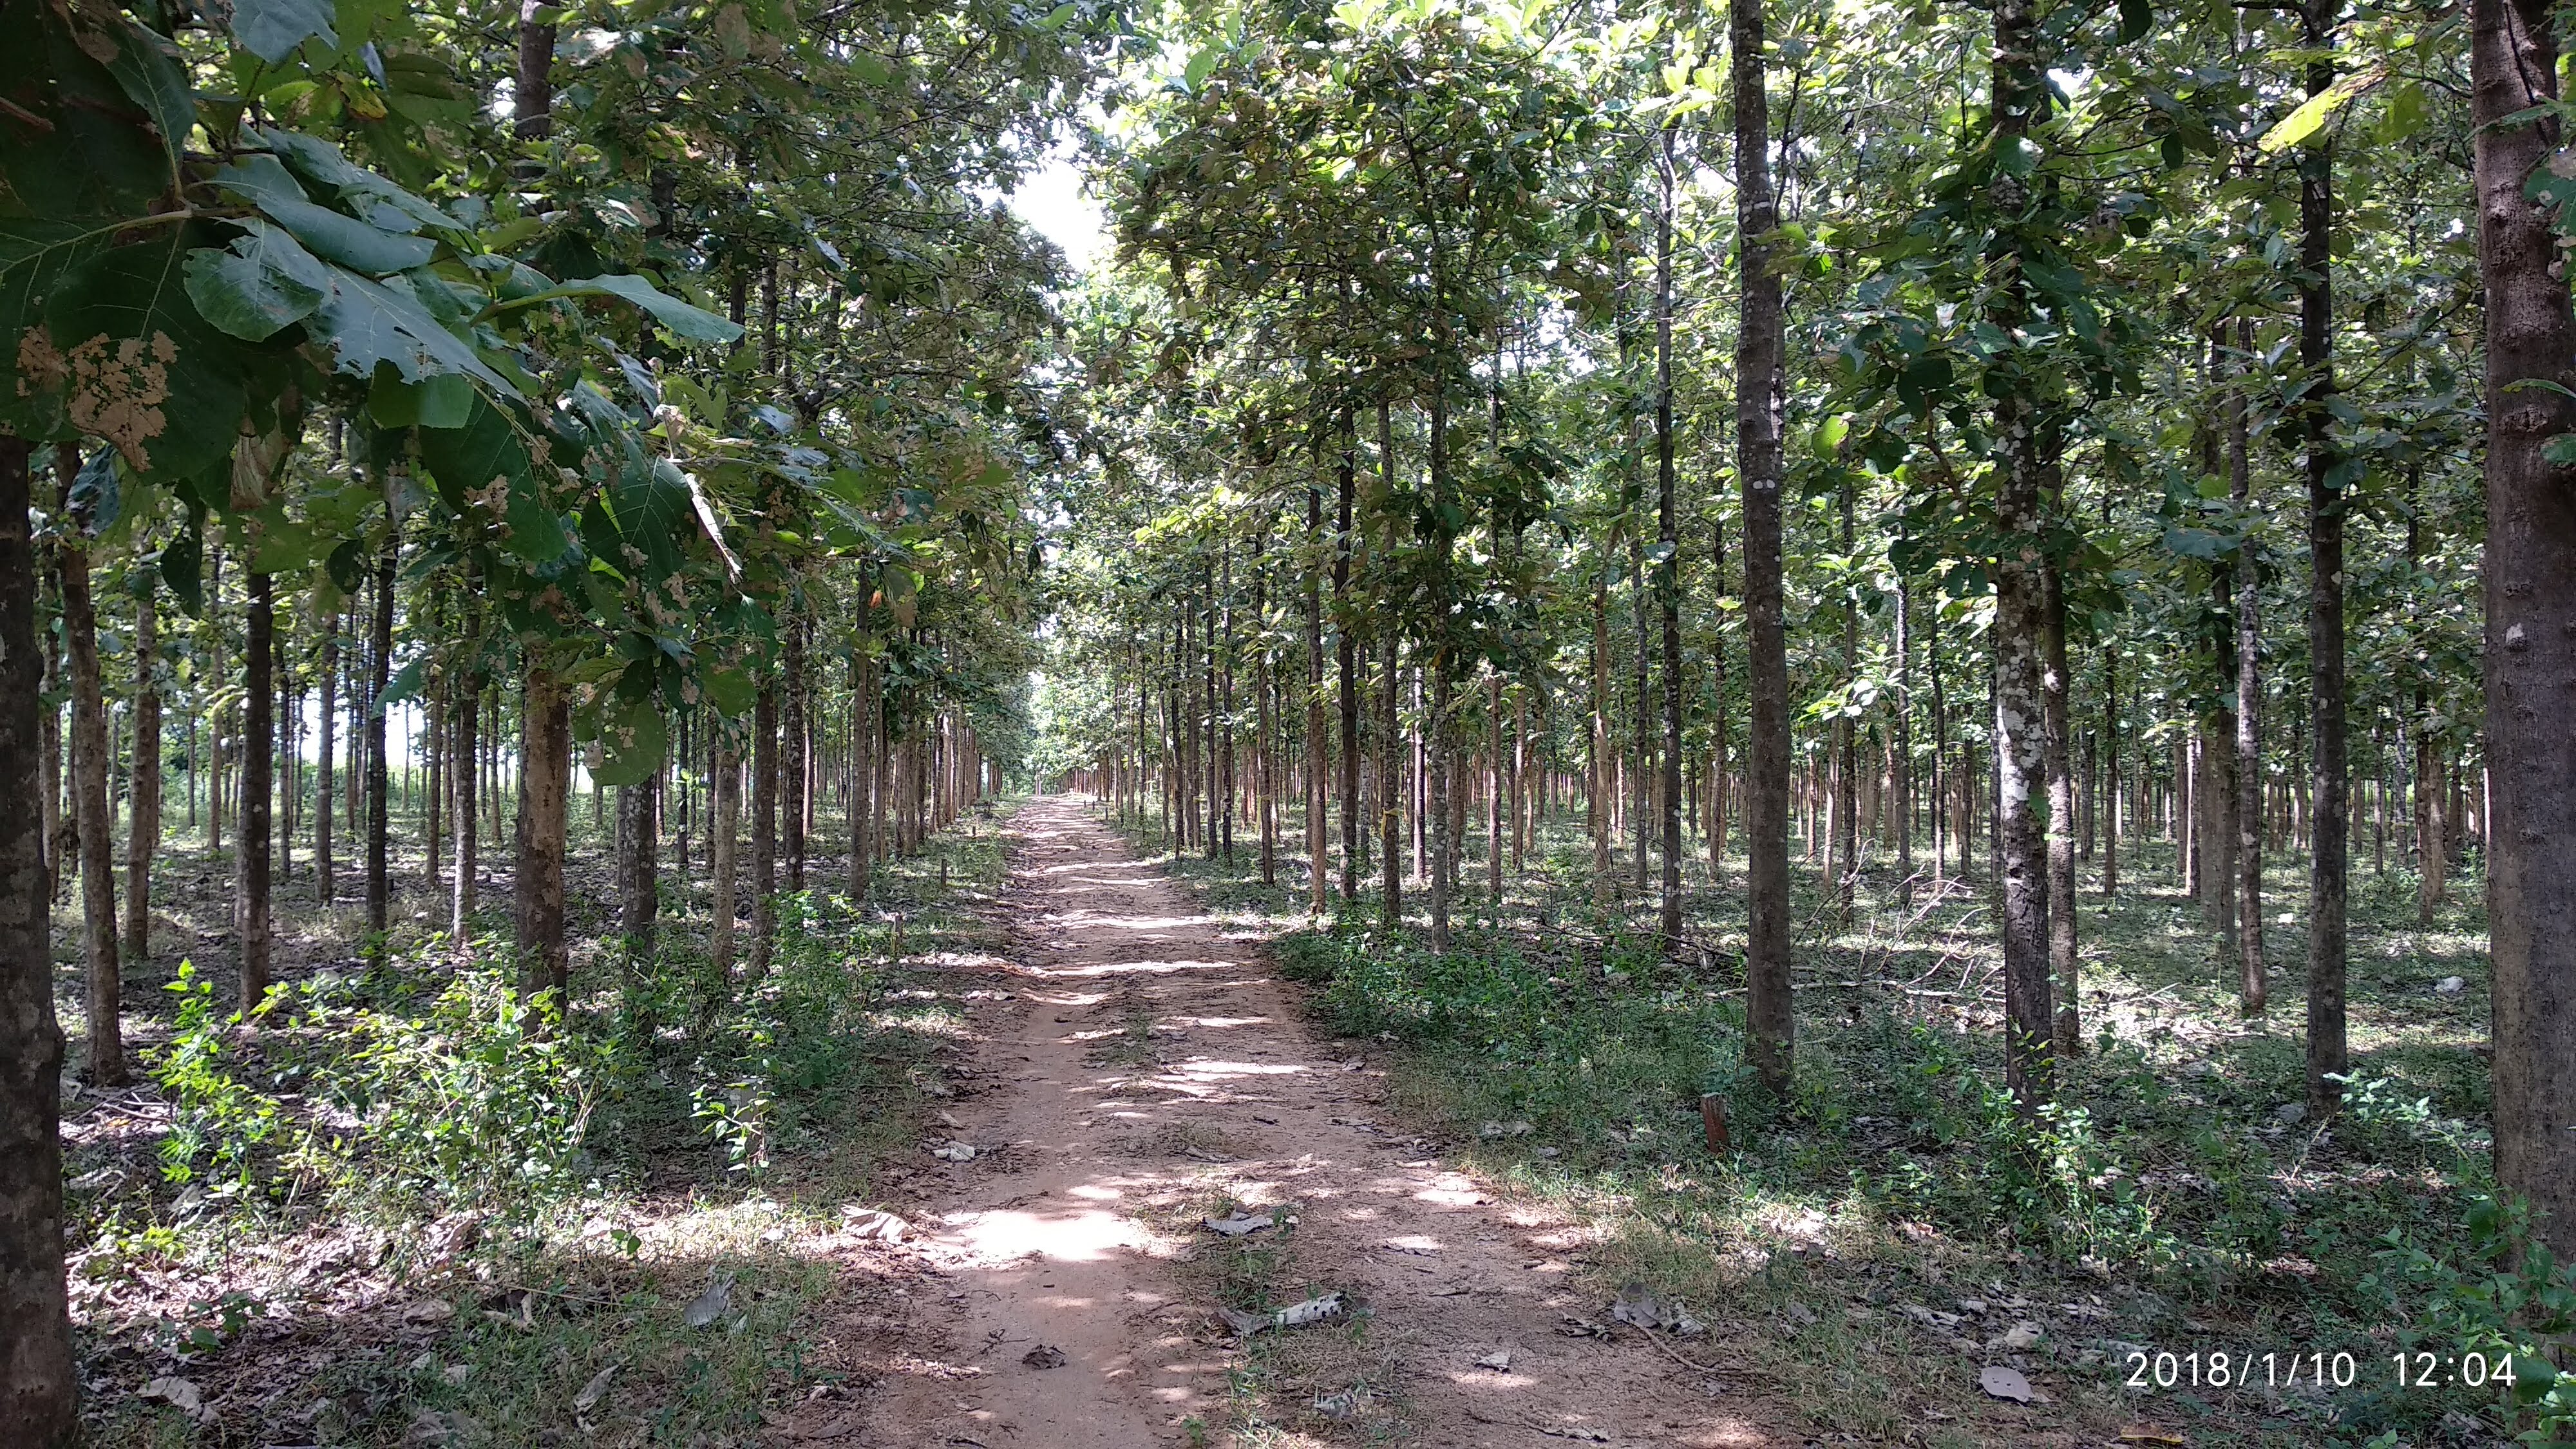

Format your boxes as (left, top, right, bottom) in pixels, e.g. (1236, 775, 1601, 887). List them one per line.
(829, 796, 1790, 1448)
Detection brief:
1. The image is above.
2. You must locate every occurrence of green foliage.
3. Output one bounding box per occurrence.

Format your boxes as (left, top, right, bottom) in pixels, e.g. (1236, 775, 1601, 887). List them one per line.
(2369, 1196, 2576, 1445)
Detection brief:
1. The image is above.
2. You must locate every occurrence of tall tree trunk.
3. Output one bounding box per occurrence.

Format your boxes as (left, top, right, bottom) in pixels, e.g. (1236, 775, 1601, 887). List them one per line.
(2101, 653, 2119, 897)
(2043, 547, 2079, 1058)
(1736, 0, 1793, 1095)
(751, 683, 777, 976)
(365, 534, 393, 936)
(0, 435, 75, 1448)
(514, 0, 554, 142)
(1307, 480, 1330, 914)
(1834, 477, 1858, 920)
(450, 667, 477, 939)
(2474, 0, 2576, 1258)
(240, 565, 276, 1021)
(618, 780, 658, 960)
(513, 665, 571, 999)
(1989, 0, 2056, 1117)
(2299, 0, 2349, 1115)
(1711, 516, 1730, 875)
(37, 571, 60, 901)
(712, 744, 741, 987)
(125, 576, 160, 960)
(1895, 573, 1915, 906)
(316, 612, 336, 905)
(1336, 411, 1361, 899)
(1589, 564, 1613, 902)
(784, 610, 807, 892)
(1656, 126, 1686, 952)
(1378, 638, 1403, 926)
(2231, 317, 2268, 1010)
(57, 451, 122, 1083)
(850, 654, 873, 900)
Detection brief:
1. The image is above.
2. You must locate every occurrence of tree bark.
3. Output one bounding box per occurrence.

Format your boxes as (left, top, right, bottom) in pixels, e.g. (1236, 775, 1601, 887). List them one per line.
(1989, 0, 2056, 1117)
(712, 744, 741, 986)
(2299, 0, 2349, 1115)
(751, 683, 777, 976)
(126, 573, 160, 960)
(1336, 410, 1361, 899)
(513, 664, 571, 999)
(238, 562, 274, 1016)
(56, 450, 122, 1083)
(365, 533, 393, 936)
(52, 451, 122, 1083)
(2474, 0, 2576, 1258)
(1736, 0, 1792, 1095)
(0, 435, 75, 1448)
(1656, 126, 1686, 951)
(2043, 535, 2079, 1058)
(1305, 482, 1329, 914)
(2231, 317, 2268, 1010)
(450, 658, 478, 940)
(784, 609, 808, 892)
(316, 611, 336, 907)
(618, 780, 658, 960)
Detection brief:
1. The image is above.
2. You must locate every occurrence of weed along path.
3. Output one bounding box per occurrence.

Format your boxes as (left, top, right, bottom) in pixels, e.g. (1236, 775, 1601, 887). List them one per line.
(842, 795, 1785, 1448)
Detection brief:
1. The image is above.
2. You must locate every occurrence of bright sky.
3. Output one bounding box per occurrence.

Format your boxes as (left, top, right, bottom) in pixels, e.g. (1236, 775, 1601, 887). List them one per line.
(1006, 151, 1111, 275)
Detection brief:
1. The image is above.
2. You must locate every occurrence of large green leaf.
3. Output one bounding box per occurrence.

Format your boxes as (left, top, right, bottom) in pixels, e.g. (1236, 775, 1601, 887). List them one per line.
(516, 274, 745, 344)
(256, 126, 462, 234)
(182, 220, 330, 341)
(308, 268, 515, 394)
(587, 692, 668, 788)
(90, 10, 194, 186)
(366, 369, 475, 428)
(33, 232, 252, 481)
(231, 0, 339, 62)
(0, 14, 173, 223)
(415, 397, 568, 562)
(253, 195, 436, 274)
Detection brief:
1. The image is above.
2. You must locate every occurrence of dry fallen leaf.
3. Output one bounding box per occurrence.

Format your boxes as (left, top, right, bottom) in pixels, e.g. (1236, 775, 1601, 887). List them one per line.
(1979, 1365, 2036, 1403)
(2117, 1426, 2186, 1446)
(1023, 1344, 1067, 1369)
(2003, 1320, 2043, 1349)
(1475, 1348, 1514, 1372)
(573, 1362, 619, 1412)
(139, 1376, 205, 1419)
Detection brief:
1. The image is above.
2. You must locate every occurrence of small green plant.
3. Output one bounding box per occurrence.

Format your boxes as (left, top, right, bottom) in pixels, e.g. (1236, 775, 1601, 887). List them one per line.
(2370, 1194, 2576, 1444)
(150, 961, 288, 1192)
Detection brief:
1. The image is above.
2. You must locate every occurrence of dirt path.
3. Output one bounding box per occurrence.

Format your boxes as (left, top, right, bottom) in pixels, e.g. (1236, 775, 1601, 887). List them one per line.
(845, 796, 1783, 1448)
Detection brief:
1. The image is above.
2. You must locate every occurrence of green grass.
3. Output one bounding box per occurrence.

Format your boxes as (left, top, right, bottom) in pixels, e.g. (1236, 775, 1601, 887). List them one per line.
(1099, 796, 2531, 1446)
(69, 802, 1023, 1447)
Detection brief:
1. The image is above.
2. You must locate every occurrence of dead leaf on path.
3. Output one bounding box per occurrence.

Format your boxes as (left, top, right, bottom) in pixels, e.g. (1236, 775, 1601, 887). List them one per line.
(1475, 1348, 1514, 1372)
(1609, 1282, 1705, 1337)
(1204, 1211, 1275, 1237)
(402, 1298, 455, 1325)
(139, 1376, 207, 1420)
(1022, 1344, 1066, 1369)
(1537, 1427, 1611, 1443)
(2003, 1320, 2043, 1349)
(2118, 1426, 2187, 1445)
(1312, 1387, 1369, 1421)
(573, 1362, 619, 1412)
(841, 1207, 910, 1242)
(1980, 1365, 2049, 1403)
(931, 1140, 978, 1162)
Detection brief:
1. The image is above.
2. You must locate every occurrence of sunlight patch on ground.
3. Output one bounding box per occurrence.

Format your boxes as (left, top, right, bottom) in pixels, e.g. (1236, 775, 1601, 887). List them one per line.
(945, 1206, 1151, 1264)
